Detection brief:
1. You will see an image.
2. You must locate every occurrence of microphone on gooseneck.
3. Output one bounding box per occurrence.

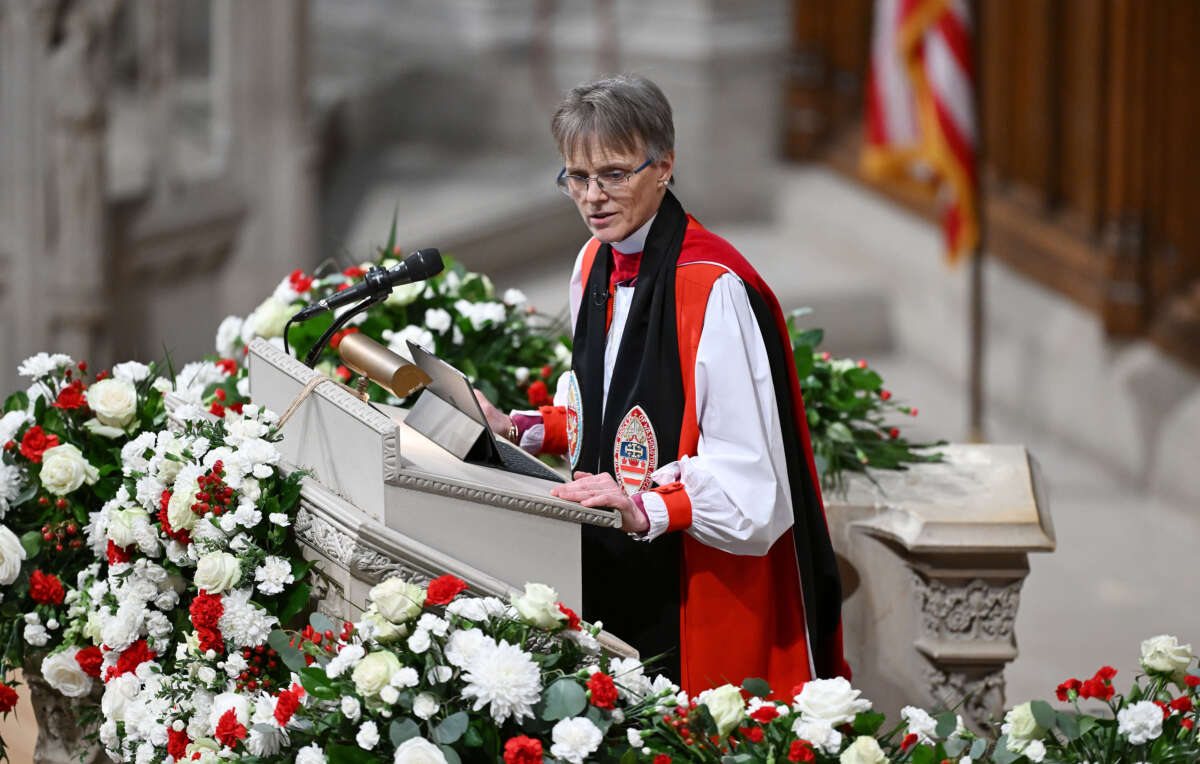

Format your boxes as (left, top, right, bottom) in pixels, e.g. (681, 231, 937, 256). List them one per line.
(291, 248, 444, 322)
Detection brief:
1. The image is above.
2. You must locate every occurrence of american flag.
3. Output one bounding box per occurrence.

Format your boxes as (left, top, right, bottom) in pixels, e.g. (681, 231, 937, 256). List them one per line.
(862, 0, 979, 262)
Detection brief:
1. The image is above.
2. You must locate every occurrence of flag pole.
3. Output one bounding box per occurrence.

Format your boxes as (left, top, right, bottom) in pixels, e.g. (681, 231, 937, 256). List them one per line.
(967, 243, 985, 442)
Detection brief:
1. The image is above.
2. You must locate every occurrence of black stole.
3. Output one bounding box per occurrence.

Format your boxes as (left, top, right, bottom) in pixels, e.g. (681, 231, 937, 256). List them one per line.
(572, 191, 689, 681)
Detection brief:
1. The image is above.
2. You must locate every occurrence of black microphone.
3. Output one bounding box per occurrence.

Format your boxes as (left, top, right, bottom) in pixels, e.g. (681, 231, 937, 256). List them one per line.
(291, 248, 444, 322)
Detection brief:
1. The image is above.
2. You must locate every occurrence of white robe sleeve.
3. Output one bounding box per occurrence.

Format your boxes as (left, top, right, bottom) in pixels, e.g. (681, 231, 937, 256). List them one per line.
(639, 272, 795, 557)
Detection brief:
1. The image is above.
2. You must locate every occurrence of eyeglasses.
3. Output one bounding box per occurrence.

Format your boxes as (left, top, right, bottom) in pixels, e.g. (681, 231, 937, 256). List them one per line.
(556, 158, 653, 198)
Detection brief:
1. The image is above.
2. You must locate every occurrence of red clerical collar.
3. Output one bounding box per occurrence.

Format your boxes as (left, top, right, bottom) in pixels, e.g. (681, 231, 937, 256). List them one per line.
(610, 250, 642, 289)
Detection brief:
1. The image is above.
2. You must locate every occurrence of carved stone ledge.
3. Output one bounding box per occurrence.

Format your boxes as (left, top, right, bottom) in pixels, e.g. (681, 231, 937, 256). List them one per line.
(923, 664, 1007, 732)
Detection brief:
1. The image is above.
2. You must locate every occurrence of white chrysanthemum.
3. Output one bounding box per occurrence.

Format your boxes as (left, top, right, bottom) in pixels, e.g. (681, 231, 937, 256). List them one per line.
(0, 464, 24, 519)
(550, 716, 603, 764)
(901, 706, 938, 744)
(445, 628, 492, 670)
(215, 316, 244, 358)
(253, 556, 295, 596)
(217, 588, 278, 648)
(18, 352, 73, 378)
(1117, 701, 1164, 745)
(460, 639, 542, 724)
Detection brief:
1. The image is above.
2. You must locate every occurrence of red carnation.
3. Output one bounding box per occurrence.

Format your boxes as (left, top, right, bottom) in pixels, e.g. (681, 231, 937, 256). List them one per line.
(527, 380, 551, 407)
(1186, 675, 1200, 688)
(502, 735, 543, 764)
(790, 682, 807, 700)
(426, 574, 468, 605)
(788, 740, 815, 763)
(53, 380, 88, 410)
(215, 708, 248, 748)
(750, 704, 779, 723)
(1170, 696, 1193, 714)
(557, 603, 581, 631)
(540, 365, 553, 379)
(215, 358, 238, 376)
(343, 266, 365, 279)
(167, 727, 190, 760)
(273, 683, 305, 727)
(190, 591, 224, 629)
(107, 639, 156, 680)
(209, 401, 226, 418)
(19, 426, 59, 463)
(0, 683, 17, 714)
(106, 540, 133, 565)
(75, 646, 103, 678)
(1094, 665, 1118, 681)
(587, 671, 618, 710)
(1056, 678, 1082, 701)
(744, 726, 764, 742)
(1080, 677, 1114, 701)
(330, 327, 361, 350)
(653, 756, 672, 764)
(197, 627, 224, 654)
(30, 569, 65, 605)
(1184, 718, 1195, 732)
(288, 269, 314, 293)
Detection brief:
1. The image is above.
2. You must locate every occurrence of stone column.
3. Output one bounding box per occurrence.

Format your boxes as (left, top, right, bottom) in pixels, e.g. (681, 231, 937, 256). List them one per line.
(212, 0, 318, 316)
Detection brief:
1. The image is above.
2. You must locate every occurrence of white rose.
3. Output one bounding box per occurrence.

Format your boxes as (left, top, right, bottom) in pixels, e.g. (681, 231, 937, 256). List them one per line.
(369, 578, 425, 624)
(386, 281, 425, 308)
(840, 736, 887, 764)
(424, 308, 452, 334)
(39, 444, 99, 496)
(793, 677, 873, 726)
(392, 736, 446, 764)
(86, 379, 139, 428)
(0, 524, 26, 585)
(362, 607, 407, 643)
(699, 684, 745, 737)
(167, 473, 201, 532)
(352, 651, 403, 697)
(413, 692, 439, 720)
(1140, 635, 1193, 680)
(194, 552, 241, 594)
(1002, 702, 1045, 744)
(511, 583, 566, 629)
(246, 297, 293, 339)
(41, 648, 93, 698)
(106, 507, 149, 548)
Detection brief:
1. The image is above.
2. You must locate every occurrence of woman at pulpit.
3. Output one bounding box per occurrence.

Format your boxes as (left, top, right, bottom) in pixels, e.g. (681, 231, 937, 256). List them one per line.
(473, 74, 848, 693)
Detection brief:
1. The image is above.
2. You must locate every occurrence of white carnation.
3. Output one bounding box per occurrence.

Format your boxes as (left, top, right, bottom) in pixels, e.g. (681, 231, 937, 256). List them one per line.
(18, 352, 73, 379)
(0, 410, 31, 446)
(112, 361, 152, 384)
(23, 623, 48, 646)
(413, 692, 439, 720)
(550, 716, 603, 764)
(1117, 700, 1164, 745)
(445, 628, 491, 670)
(901, 705, 938, 744)
(356, 720, 380, 750)
(424, 308, 453, 334)
(446, 597, 489, 622)
(215, 316, 244, 358)
(382, 325, 434, 360)
(502, 288, 527, 306)
(295, 743, 327, 764)
(217, 588, 278, 648)
(792, 716, 843, 754)
(341, 696, 361, 721)
(254, 556, 295, 596)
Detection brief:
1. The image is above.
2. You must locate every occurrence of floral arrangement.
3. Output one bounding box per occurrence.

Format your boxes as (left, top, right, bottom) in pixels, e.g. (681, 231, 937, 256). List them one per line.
(787, 310, 943, 493)
(216, 245, 571, 413)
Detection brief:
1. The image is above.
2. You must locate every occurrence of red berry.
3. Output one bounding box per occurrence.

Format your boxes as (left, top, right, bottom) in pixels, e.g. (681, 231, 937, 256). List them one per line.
(54, 544, 63, 552)
(42, 532, 53, 541)
(820, 351, 831, 361)
(879, 390, 892, 401)
(911, 408, 919, 417)
(857, 359, 868, 369)
(41, 525, 49, 533)
(38, 496, 49, 507)
(95, 370, 108, 380)
(70, 540, 81, 548)
(66, 524, 76, 535)
(889, 428, 900, 439)
(3, 440, 14, 450)
(55, 498, 67, 509)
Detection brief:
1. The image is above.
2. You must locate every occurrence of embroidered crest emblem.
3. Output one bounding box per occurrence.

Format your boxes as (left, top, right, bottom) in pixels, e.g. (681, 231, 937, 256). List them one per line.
(565, 371, 583, 469)
(613, 405, 658, 495)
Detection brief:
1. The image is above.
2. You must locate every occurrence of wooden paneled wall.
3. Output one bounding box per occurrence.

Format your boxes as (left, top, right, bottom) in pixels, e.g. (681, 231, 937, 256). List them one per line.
(785, 0, 1200, 366)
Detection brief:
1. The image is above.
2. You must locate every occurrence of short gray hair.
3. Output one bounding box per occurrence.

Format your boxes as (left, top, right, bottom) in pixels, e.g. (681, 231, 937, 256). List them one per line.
(551, 74, 675, 162)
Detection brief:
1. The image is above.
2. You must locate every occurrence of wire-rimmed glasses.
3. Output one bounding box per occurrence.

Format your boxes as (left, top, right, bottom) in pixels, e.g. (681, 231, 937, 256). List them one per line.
(556, 158, 653, 198)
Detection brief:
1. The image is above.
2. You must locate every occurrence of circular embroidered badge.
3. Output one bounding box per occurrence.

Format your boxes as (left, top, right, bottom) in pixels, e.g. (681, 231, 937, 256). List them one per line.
(613, 405, 658, 495)
(565, 371, 583, 469)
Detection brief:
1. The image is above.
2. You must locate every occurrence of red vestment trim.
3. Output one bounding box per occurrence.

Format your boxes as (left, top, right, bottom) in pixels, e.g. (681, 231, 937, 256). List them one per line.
(652, 482, 692, 532)
(539, 405, 568, 456)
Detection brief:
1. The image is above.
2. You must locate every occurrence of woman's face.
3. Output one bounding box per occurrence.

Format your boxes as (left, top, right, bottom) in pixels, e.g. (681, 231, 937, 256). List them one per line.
(561, 138, 674, 245)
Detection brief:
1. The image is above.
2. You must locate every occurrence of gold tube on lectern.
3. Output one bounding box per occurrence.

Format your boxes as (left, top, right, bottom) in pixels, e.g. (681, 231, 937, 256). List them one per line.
(337, 333, 433, 399)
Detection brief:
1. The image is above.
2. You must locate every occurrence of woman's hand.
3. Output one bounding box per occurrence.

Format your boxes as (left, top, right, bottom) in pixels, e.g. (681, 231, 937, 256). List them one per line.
(550, 471, 650, 534)
(473, 389, 514, 440)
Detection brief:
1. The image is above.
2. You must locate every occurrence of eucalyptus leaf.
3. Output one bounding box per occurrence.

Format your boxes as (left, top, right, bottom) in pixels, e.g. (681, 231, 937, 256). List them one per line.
(19, 531, 41, 558)
(309, 611, 336, 636)
(990, 735, 1019, 764)
(541, 678, 587, 721)
(433, 711, 469, 745)
(741, 677, 771, 698)
(438, 745, 461, 764)
(389, 718, 420, 747)
(934, 711, 958, 738)
(1030, 700, 1055, 731)
(969, 738, 987, 758)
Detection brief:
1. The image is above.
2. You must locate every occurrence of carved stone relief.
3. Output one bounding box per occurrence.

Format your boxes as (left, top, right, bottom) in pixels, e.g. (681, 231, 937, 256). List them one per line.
(23, 658, 105, 764)
(913, 572, 1021, 643)
(923, 665, 1006, 732)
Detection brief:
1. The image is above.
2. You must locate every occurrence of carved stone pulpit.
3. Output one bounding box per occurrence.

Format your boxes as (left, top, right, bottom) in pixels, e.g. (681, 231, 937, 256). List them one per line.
(246, 339, 628, 651)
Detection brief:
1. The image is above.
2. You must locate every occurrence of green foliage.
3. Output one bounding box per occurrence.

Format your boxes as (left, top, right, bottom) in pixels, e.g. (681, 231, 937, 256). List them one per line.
(787, 309, 944, 493)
